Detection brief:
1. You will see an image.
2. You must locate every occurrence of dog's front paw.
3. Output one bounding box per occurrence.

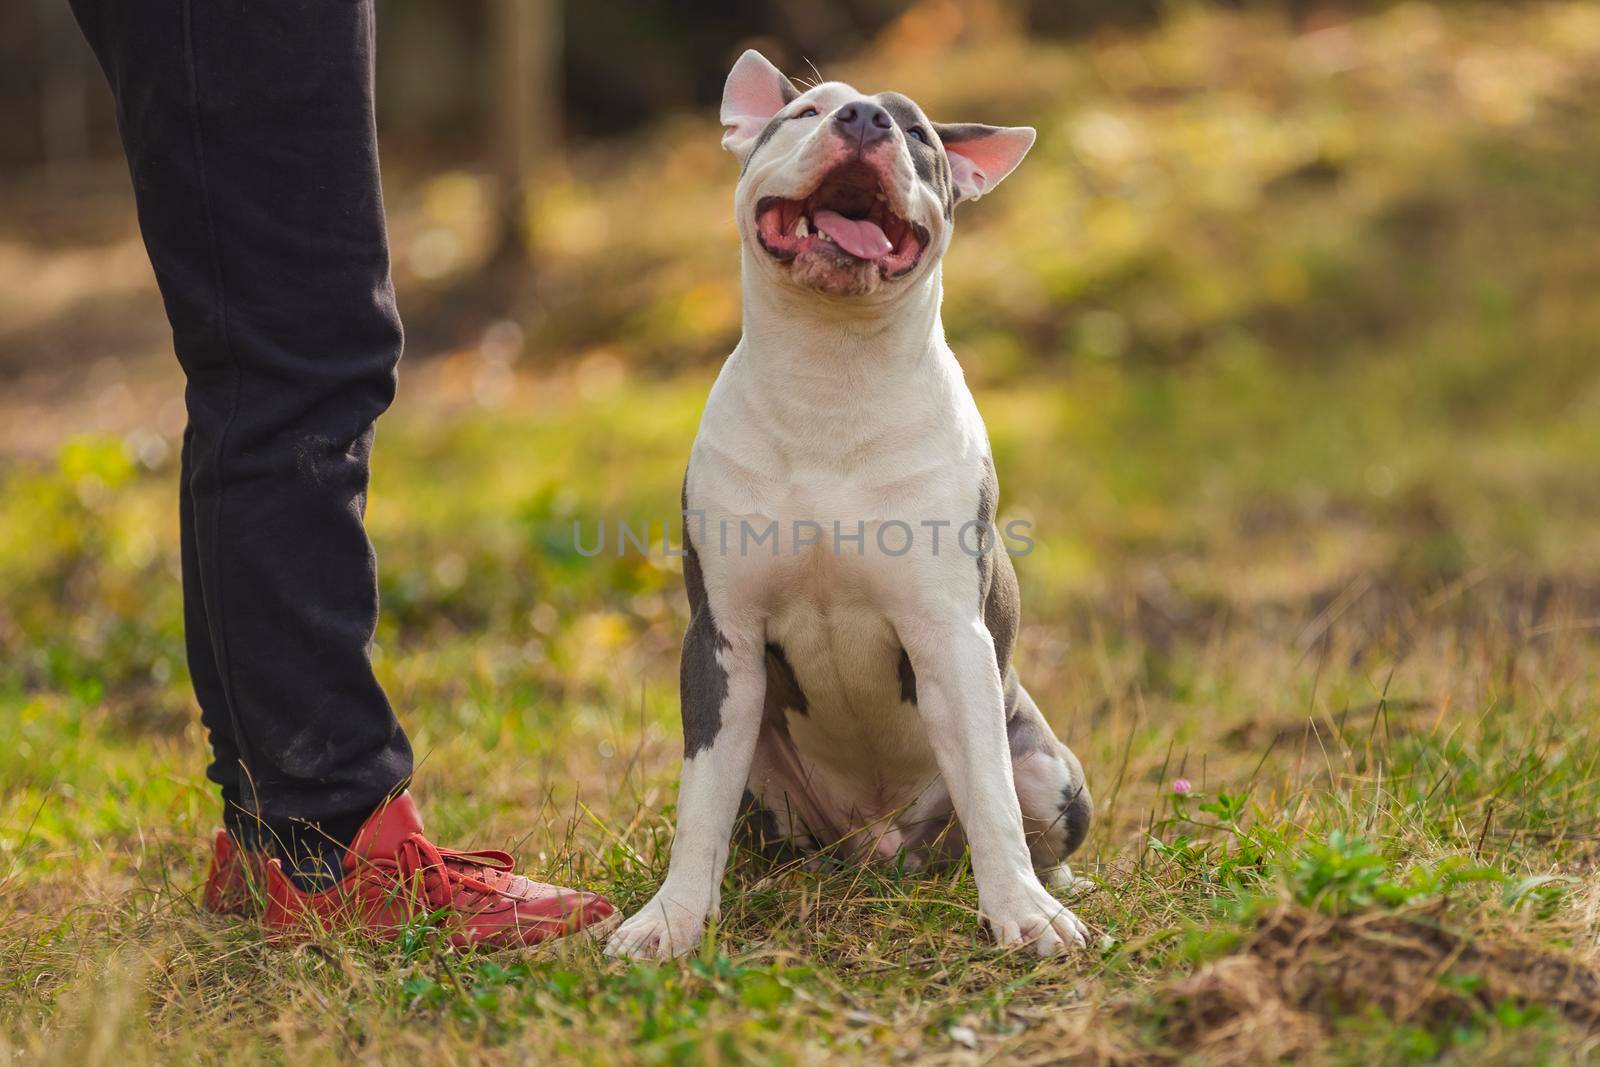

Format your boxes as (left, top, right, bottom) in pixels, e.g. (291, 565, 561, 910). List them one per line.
(604, 892, 709, 960)
(979, 876, 1091, 956)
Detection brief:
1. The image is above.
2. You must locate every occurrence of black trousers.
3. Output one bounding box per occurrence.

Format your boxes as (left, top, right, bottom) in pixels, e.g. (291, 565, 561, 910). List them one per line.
(70, 0, 413, 847)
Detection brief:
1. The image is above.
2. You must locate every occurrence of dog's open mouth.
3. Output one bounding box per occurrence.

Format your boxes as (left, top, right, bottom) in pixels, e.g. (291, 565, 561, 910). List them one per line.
(755, 163, 928, 289)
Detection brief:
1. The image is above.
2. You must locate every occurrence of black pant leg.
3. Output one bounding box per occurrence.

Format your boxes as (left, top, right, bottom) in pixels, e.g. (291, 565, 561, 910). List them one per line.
(69, 0, 413, 832)
(178, 424, 246, 812)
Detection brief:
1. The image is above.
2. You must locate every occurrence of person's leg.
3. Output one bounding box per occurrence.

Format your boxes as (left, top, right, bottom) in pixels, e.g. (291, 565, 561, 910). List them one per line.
(70, 0, 412, 862)
(178, 425, 246, 815)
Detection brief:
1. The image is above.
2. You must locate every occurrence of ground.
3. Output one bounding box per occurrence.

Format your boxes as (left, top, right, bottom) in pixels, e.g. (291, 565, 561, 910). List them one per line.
(3, 3, 1600, 1064)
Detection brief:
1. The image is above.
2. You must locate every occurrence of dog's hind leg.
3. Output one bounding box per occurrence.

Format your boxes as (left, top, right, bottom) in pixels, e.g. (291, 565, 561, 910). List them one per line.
(1005, 669, 1092, 889)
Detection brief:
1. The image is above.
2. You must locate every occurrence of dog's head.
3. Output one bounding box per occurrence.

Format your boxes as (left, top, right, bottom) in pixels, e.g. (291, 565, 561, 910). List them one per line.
(721, 50, 1035, 300)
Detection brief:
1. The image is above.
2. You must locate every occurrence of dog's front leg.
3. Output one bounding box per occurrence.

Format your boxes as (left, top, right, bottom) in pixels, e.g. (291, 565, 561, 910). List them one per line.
(606, 619, 766, 960)
(902, 616, 1090, 955)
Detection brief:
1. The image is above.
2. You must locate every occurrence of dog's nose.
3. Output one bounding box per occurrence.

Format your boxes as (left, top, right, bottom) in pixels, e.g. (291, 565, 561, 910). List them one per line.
(834, 101, 893, 147)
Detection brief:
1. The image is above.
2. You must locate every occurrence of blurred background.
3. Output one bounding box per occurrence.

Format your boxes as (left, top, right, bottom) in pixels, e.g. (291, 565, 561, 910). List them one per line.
(9, 0, 1597, 389)
(3, 0, 1600, 893)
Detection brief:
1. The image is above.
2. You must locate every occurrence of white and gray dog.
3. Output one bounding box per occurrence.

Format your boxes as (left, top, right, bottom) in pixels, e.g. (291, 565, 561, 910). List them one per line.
(607, 50, 1092, 959)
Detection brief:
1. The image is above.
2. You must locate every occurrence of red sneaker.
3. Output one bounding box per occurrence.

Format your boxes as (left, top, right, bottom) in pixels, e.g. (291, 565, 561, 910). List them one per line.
(204, 828, 270, 915)
(262, 792, 619, 949)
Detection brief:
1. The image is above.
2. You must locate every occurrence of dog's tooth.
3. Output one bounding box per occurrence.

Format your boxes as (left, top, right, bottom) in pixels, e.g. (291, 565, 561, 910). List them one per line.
(794, 216, 810, 238)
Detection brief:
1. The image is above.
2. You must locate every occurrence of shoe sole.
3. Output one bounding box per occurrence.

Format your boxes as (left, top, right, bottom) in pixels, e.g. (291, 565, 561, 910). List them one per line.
(536, 906, 623, 957)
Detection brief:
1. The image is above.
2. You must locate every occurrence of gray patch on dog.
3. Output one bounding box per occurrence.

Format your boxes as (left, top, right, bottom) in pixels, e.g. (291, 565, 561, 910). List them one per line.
(1005, 671, 1094, 859)
(737, 790, 782, 854)
(764, 642, 808, 715)
(897, 648, 917, 705)
(681, 574, 730, 758)
(934, 122, 1005, 144)
(681, 473, 731, 757)
(976, 455, 997, 583)
(737, 790, 817, 862)
(1060, 781, 1092, 856)
(978, 456, 1017, 676)
(878, 92, 954, 217)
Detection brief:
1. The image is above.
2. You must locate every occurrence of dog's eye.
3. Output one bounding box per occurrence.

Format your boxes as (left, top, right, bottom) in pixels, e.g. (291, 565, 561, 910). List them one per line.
(794, 106, 819, 119)
(907, 126, 929, 144)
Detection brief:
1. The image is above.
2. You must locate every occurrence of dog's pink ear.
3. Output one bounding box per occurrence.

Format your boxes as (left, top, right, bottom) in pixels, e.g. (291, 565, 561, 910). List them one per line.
(935, 124, 1036, 204)
(721, 49, 799, 160)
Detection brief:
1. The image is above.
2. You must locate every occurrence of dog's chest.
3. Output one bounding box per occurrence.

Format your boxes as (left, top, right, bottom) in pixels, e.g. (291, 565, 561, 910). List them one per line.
(687, 349, 990, 794)
(764, 559, 934, 789)
(704, 448, 937, 770)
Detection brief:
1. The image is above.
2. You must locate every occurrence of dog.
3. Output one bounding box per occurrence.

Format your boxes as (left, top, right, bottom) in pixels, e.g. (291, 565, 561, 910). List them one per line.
(606, 50, 1092, 959)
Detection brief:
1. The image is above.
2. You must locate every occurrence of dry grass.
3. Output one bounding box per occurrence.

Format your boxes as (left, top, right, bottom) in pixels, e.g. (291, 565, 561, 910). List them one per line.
(5, 542, 1598, 1064)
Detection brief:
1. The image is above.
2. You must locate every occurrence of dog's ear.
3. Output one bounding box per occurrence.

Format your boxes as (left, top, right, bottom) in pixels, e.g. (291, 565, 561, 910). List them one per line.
(721, 49, 799, 160)
(933, 124, 1036, 204)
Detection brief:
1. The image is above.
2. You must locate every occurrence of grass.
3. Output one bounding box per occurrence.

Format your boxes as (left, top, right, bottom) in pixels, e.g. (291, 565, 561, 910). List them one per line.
(4, 2, 1600, 1063)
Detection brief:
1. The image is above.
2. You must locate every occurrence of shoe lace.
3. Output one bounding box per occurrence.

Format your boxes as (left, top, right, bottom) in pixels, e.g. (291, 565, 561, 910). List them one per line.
(357, 832, 519, 911)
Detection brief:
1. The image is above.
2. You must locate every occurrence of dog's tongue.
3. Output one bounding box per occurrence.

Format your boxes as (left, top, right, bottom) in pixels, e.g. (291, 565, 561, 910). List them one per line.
(813, 209, 892, 260)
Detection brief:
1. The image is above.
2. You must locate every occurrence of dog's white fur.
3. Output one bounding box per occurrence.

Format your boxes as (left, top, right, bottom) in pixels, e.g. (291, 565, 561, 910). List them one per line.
(607, 52, 1089, 960)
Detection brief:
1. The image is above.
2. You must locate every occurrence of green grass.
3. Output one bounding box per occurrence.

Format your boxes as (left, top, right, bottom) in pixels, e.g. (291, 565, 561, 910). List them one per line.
(6, 3, 1600, 1063)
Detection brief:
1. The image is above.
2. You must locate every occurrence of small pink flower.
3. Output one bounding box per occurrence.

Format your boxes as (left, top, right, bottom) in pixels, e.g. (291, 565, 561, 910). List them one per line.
(1172, 778, 1192, 795)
